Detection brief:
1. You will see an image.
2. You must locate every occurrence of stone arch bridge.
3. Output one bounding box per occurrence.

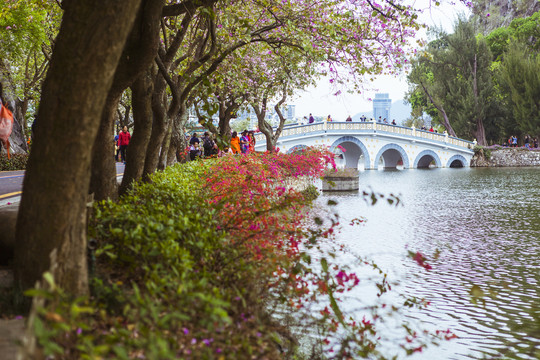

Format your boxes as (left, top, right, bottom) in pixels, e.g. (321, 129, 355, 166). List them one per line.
(254, 121, 474, 169)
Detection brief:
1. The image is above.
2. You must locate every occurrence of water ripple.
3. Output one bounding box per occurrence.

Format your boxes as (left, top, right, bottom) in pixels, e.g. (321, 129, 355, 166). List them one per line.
(321, 167, 540, 359)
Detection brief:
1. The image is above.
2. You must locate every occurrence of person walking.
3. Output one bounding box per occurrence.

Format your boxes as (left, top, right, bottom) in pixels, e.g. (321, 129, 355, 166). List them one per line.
(230, 131, 241, 154)
(118, 126, 131, 163)
(345, 115, 352, 122)
(189, 132, 200, 145)
(114, 134, 120, 161)
(308, 113, 314, 124)
(202, 132, 216, 157)
(524, 136, 530, 149)
(248, 131, 256, 153)
(240, 130, 249, 154)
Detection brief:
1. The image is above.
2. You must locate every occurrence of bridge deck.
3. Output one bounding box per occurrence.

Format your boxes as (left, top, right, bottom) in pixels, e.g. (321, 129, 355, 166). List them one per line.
(254, 121, 474, 151)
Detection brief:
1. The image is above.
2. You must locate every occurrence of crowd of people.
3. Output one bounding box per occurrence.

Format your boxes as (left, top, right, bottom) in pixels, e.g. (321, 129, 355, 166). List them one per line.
(188, 130, 257, 161)
(505, 135, 538, 148)
(300, 114, 400, 125)
(114, 119, 540, 164)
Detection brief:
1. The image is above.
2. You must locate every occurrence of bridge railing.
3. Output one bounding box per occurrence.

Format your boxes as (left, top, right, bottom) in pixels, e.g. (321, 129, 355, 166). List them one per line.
(254, 121, 474, 149)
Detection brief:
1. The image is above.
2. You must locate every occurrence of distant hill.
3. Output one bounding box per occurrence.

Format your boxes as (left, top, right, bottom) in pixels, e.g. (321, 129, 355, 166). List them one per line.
(352, 99, 412, 125)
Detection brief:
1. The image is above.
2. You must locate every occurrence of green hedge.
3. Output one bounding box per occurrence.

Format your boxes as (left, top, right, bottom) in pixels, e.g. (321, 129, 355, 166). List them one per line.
(0, 153, 28, 171)
(30, 160, 294, 359)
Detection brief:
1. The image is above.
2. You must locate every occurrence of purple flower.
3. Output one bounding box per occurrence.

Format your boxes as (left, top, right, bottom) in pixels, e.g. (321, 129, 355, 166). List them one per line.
(183, 327, 189, 335)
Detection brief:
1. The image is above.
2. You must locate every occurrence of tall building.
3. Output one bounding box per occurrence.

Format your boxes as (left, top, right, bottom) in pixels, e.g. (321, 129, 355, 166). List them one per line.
(373, 93, 392, 122)
(286, 104, 296, 120)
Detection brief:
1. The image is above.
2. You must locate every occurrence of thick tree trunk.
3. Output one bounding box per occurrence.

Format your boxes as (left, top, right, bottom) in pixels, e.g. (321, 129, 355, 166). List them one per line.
(142, 76, 168, 180)
(119, 67, 155, 195)
(14, 0, 141, 295)
(166, 129, 179, 167)
(475, 117, 487, 146)
(157, 120, 173, 170)
(90, 92, 121, 201)
(89, 0, 165, 200)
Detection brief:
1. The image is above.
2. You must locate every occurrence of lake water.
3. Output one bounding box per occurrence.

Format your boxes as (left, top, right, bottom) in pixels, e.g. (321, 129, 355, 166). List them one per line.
(318, 167, 540, 359)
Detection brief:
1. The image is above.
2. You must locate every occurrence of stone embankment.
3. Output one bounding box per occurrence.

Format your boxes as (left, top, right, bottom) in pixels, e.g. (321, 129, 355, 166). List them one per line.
(471, 147, 540, 167)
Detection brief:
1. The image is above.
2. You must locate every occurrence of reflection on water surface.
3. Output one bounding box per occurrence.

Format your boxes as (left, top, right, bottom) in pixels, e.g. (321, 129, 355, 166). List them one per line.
(320, 167, 540, 359)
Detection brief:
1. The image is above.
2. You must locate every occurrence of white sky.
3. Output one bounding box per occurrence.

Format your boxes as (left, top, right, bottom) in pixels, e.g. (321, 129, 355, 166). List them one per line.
(293, 1, 471, 120)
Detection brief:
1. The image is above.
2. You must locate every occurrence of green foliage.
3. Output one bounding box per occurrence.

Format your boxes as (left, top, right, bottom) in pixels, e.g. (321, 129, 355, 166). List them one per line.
(231, 117, 251, 132)
(0, 153, 28, 170)
(27, 159, 304, 358)
(25, 152, 455, 359)
(300, 183, 319, 202)
(407, 18, 503, 144)
(485, 11, 540, 60)
(497, 42, 540, 136)
(473, 145, 491, 160)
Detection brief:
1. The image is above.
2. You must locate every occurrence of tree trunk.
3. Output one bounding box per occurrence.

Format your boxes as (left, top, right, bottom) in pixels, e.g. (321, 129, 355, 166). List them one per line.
(89, 91, 121, 201)
(475, 117, 487, 146)
(420, 81, 457, 137)
(89, 0, 165, 200)
(143, 79, 168, 180)
(14, 0, 141, 295)
(157, 120, 173, 170)
(119, 66, 155, 195)
(166, 129, 179, 167)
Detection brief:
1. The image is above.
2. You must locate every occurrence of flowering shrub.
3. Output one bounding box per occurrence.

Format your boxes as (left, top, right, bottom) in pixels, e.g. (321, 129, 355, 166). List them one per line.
(26, 148, 453, 359)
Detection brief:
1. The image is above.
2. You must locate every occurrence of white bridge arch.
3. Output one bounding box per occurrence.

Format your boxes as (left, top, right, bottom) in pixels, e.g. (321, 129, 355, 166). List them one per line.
(254, 121, 474, 169)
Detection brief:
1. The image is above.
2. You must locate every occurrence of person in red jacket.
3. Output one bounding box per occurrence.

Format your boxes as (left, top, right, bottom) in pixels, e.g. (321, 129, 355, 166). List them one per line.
(118, 126, 131, 163)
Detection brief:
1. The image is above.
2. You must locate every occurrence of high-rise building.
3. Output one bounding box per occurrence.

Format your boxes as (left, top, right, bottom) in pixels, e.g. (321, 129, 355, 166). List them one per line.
(373, 93, 392, 122)
(286, 104, 296, 120)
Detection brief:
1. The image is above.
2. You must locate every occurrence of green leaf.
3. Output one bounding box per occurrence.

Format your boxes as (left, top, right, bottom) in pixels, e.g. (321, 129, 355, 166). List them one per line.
(320, 257, 328, 273)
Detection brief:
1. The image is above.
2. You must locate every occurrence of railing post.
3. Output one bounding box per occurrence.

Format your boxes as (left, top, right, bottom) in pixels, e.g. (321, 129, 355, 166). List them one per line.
(412, 125, 416, 137)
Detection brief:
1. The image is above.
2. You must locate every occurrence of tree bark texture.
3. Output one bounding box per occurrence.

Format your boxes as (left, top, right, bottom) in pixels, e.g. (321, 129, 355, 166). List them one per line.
(89, 92, 121, 201)
(143, 75, 169, 180)
(14, 0, 142, 295)
(119, 66, 155, 195)
(90, 0, 165, 200)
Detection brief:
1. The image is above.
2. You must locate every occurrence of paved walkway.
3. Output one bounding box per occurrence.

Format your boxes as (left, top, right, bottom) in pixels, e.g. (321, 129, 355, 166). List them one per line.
(0, 163, 126, 206)
(0, 267, 24, 359)
(0, 317, 25, 359)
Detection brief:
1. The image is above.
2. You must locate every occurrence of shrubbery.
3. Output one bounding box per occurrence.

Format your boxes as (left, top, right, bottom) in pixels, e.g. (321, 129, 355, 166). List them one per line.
(26, 149, 452, 359)
(0, 153, 28, 171)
